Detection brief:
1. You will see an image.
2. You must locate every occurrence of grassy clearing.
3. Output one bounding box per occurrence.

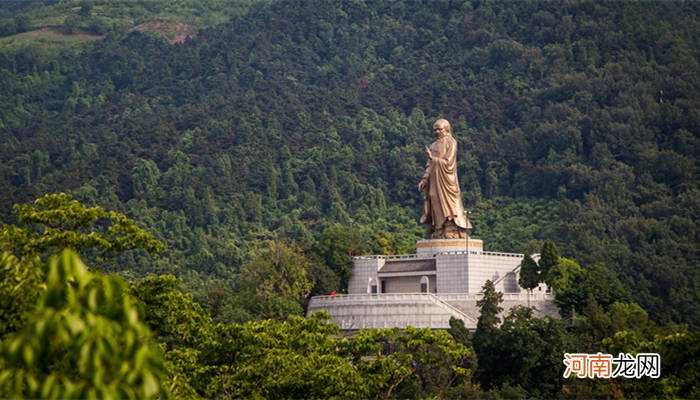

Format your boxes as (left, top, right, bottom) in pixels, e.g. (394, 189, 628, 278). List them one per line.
(132, 20, 197, 43)
(0, 27, 103, 51)
(0, 1, 261, 52)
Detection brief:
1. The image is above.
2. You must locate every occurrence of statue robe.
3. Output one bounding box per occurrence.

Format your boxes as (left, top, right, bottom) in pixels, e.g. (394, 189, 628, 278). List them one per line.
(420, 134, 470, 233)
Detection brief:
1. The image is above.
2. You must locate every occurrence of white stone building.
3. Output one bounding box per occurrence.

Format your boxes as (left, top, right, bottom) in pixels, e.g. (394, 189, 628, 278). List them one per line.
(307, 237, 558, 330)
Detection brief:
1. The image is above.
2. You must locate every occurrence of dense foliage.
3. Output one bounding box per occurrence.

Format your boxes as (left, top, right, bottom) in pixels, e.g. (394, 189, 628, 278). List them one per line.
(0, 250, 168, 399)
(0, 193, 165, 260)
(1, 0, 697, 328)
(1, 247, 480, 398)
(0, 0, 699, 397)
(0, 197, 697, 398)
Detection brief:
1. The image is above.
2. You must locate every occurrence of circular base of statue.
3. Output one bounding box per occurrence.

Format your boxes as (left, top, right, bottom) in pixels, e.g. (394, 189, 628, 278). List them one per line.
(416, 238, 484, 258)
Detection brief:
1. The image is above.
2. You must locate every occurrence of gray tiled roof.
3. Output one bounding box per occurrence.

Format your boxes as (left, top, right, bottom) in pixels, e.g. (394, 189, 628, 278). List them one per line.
(379, 259, 436, 273)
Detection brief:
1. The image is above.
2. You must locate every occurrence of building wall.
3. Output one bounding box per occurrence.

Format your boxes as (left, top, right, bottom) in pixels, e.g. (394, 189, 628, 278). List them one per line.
(348, 257, 384, 294)
(381, 275, 436, 293)
(331, 241, 558, 330)
(435, 253, 469, 293)
(351, 252, 526, 295)
(466, 252, 524, 293)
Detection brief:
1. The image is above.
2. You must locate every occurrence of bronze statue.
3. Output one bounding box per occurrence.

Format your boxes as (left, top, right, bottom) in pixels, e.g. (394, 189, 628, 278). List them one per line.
(418, 119, 471, 239)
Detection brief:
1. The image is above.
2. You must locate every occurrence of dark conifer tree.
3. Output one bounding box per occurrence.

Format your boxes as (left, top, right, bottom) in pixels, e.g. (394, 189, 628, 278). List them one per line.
(518, 254, 540, 290)
(473, 280, 504, 389)
(538, 240, 560, 285)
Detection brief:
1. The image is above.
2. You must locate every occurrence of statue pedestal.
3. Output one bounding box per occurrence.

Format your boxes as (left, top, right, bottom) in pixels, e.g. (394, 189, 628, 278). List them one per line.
(416, 237, 483, 258)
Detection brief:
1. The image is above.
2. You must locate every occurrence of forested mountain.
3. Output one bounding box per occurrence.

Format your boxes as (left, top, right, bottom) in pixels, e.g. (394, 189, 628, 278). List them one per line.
(1, 0, 699, 331)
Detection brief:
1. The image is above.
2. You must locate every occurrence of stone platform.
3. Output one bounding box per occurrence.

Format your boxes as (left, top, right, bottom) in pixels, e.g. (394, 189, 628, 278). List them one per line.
(307, 292, 556, 330)
(307, 238, 558, 330)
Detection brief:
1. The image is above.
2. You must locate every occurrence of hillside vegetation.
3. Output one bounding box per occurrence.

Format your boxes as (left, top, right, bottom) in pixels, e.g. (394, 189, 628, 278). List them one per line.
(0, 0, 261, 47)
(1, 0, 698, 330)
(1, 1, 700, 398)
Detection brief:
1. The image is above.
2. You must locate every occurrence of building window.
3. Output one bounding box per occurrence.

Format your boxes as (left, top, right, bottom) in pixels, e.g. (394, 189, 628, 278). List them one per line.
(420, 276, 429, 293)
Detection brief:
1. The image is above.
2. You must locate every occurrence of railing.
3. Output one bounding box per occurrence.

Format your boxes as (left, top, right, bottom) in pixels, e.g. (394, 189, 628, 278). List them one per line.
(355, 251, 526, 259)
(310, 292, 555, 303)
(491, 265, 519, 288)
(438, 250, 524, 258)
(437, 292, 554, 301)
(425, 294, 476, 323)
(353, 253, 420, 260)
(311, 293, 437, 303)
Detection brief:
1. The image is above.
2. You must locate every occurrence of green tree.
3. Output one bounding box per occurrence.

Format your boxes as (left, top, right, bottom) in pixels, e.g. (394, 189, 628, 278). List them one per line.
(344, 326, 477, 399)
(573, 298, 653, 351)
(0, 194, 166, 338)
(237, 241, 313, 320)
(518, 253, 540, 290)
(585, 294, 615, 338)
(608, 301, 650, 334)
(491, 307, 569, 398)
(601, 330, 700, 399)
(473, 280, 504, 389)
(549, 256, 631, 319)
(130, 275, 218, 399)
(131, 159, 162, 202)
(448, 316, 471, 347)
(202, 312, 367, 399)
(0, 253, 42, 337)
(13, 15, 28, 33)
(538, 240, 560, 284)
(78, 2, 92, 17)
(547, 257, 585, 318)
(475, 280, 503, 332)
(130, 275, 215, 349)
(0, 250, 168, 399)
(0, 193, 165, 261)
(580, 263, 631, 308)
(63, 14, 81, 34)
(316, 223, 366, 291)
(307, 255, 341, 298)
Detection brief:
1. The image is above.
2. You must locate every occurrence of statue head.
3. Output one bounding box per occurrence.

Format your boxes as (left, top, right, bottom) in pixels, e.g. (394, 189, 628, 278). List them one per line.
(433, 119, 451, 138)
